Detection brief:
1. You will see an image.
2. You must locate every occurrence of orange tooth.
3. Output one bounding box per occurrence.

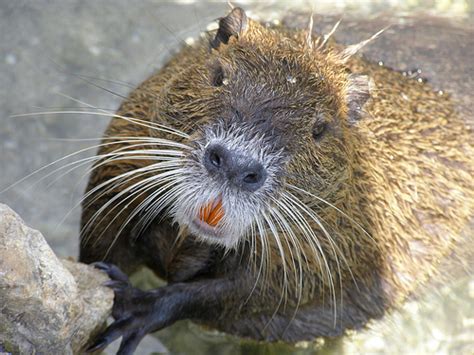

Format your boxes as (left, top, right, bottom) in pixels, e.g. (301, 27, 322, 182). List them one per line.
(208, 200, 224, 226)
(199, 196, 224, 227)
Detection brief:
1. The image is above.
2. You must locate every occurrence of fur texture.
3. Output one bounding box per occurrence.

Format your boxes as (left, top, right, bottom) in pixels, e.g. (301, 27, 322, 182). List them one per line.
(80, 8, 473, 352)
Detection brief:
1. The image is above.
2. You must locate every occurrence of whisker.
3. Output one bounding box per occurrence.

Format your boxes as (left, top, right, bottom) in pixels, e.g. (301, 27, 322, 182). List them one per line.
(287, 183, 375, 296)
(79, 160, 184, 228)
(58, 92, 191, 139)
(261, 211, 289, 331)
(32, 105, 118, 111)
(280, 192, 337, 323)
(284, 190, 360, 295)
(94, 177, 181, 256)
(269, 203, 306, 336)
(74, 144, 189, 203)
(256, 216, 271, 287)
(56, 160, 186, 234)
(45, 55, 139, 93)
(286, 183, 374, 243)
(17, 143, 187, 196)
(130, 177, 189, 238)
(82, 168, 184, 246)
(0, 136, 187, 194)
(10, 110, 189, 139)
(67, 72, 137, 90)
(103, 177, 186, 258)
(56, 76, 129, 100)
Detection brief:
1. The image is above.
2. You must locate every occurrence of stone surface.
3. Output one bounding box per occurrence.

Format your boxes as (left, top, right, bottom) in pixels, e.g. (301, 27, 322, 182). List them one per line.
(0, 203, 113, 354)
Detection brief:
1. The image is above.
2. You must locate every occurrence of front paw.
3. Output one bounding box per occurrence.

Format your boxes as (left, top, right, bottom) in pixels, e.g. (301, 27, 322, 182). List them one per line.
(87, 263, 163, 355)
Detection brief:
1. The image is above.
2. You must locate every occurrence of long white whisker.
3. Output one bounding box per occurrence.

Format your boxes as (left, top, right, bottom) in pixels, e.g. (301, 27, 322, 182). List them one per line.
(103, 178, 186, 258)
(81, 166, 184, 244)
(57, 160, 186, 234)
(41, 136, 189, 194)
(268, 207, 303, 302)
(280, 192, 337, 323)
(284, 187, 363, 290)
(287, 183, 373, 242)
(52, 92, 189, 139)
(261, 211, 289, 331)
(131, 177, 190, 238)
(1, 136, 190, 194)
(285, 191, 362, 315)
(84, 172, 183, 251)
(10, 111, 189, 139)
(44, 149, 186, 196)
(269, 202, 306, 336)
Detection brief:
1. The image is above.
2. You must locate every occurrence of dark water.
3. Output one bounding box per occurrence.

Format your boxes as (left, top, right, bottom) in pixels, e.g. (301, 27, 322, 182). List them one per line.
(0, 1, 472, 354)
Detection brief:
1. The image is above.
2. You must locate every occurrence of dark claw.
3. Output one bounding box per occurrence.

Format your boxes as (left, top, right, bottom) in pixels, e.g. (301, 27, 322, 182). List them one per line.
(86, 263, 164, 354)
(103, 279, 129, 290)
(91, 261, 112, 272)
(86, 317, 132, 353)
(85, 337, 108, 353)
(117, 332, 144, 355)
(92, 262, 130, 283)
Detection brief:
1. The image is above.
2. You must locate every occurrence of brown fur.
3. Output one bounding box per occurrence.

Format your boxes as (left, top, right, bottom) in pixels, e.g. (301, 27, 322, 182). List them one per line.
(80, 9, 473, 341)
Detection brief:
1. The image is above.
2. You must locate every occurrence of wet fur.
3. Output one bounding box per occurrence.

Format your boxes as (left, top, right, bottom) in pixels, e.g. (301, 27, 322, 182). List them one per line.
(80, 8, 473, 348)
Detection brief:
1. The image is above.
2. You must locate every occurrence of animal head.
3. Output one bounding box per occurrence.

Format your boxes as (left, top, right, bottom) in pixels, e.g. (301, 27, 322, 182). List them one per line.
(154, 8, 372, 248)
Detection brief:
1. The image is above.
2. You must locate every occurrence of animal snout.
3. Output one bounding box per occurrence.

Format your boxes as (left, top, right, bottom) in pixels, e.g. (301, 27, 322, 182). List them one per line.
(203, 143, 267, 192)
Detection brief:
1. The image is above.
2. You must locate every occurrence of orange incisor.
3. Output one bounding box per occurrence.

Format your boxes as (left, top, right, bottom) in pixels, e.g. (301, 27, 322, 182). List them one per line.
(199, 196, 224, 227)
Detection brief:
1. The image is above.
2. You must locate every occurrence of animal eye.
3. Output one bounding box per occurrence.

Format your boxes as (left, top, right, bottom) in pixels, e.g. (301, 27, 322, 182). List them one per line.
(211, 65, 225, 87)
(312, 121, 328, 141)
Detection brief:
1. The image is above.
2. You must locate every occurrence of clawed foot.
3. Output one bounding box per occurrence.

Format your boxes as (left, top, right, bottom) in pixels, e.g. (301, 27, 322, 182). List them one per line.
(86, 262, 164, 355)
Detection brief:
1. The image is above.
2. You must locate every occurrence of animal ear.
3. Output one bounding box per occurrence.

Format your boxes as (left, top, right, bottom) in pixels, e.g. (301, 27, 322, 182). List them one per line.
(211, 7, 248, 49)
(346, 74, 372, 123)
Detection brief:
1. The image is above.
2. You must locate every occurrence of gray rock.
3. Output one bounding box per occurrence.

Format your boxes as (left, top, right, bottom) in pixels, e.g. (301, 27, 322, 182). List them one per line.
(0, 203, 113, 354)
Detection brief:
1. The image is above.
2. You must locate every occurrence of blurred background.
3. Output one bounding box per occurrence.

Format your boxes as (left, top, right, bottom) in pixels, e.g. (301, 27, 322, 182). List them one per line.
(0, 1, 472, 354)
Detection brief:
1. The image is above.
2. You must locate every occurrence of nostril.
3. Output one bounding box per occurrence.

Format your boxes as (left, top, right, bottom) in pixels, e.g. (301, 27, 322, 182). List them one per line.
(204, 144, 229, 174)
(210, 151, 221, 168)
(204, 143, 267, 192)
(243, 172, 259, 184)
(240, 163, 267, 192)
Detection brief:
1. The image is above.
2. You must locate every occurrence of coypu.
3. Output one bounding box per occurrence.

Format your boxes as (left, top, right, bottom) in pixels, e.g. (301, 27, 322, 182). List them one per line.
(80, 7, 473, 354)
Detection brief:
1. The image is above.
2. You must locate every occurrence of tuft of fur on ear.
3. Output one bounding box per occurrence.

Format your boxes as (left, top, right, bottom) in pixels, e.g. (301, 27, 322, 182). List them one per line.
(347, 74, 372, 123)
(211, 7, 248, 49)
(340, 27, 388, 62)
(317, 19, 341, 50)
(306, 14, 314, 49)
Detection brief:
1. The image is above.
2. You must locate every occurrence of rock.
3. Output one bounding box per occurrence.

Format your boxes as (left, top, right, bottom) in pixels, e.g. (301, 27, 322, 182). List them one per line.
(0, 203, 113, 354)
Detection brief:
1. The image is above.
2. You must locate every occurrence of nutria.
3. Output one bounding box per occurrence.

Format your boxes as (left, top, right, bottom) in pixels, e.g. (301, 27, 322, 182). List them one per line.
(80, 7, 473, 354)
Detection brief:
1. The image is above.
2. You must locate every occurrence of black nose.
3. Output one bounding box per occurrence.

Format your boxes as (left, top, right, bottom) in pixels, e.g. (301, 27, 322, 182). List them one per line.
(204, 143, 267, 192)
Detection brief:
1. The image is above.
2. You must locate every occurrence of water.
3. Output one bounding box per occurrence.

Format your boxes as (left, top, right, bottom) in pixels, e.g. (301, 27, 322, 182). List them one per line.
(0, 1, 472, 354)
